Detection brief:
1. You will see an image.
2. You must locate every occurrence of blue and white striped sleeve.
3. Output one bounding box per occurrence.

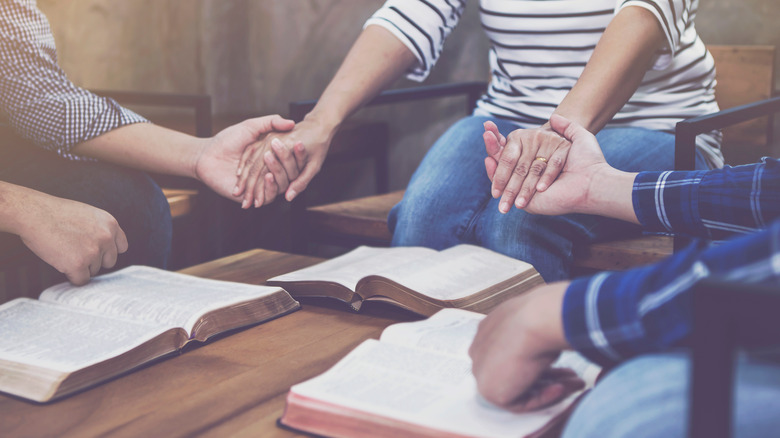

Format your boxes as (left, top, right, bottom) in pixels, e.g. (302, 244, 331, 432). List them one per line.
(632, 158, 780, 240)
(616, 0, 692, 57)
(0, 0, 147, 159)
(365, 0, 466, 82)
(563, 221, 780, 367)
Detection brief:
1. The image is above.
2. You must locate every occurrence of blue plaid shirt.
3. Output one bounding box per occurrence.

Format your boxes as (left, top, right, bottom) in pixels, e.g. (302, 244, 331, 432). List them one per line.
(563, 158, 780, 366)
(0, 0, 147, 159)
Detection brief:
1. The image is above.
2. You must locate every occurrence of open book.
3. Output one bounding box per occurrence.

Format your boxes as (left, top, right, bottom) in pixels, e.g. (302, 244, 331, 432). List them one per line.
(280, 309, 600, 438)
(0, 266, 299, 403)
(267, 245, 543, 316)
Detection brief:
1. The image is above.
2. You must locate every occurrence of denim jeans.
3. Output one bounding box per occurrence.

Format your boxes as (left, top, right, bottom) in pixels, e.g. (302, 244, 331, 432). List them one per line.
(0, 136, 172, 278)
(562, 352, 780, 438)
(389, 115, 709, 281)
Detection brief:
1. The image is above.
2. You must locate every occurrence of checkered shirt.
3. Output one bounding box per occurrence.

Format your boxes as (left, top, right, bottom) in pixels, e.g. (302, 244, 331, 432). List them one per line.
(563, 158, 780, 366)
(0, 0, 147, 159)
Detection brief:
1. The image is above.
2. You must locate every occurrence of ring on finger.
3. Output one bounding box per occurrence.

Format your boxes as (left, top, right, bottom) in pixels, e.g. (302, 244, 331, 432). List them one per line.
(534, 156, 548, 163)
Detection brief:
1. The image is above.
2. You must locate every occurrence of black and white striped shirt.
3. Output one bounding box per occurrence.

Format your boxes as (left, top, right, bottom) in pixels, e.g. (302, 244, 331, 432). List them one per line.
(0, 0, 147, 159)
(366, 0, 723, 168)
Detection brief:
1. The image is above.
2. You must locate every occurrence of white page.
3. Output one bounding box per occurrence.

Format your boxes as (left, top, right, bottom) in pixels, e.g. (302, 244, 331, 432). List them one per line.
(379, 308, 484, 357)
(39, 265, 281, 333)
(0, 299, 168, 372)
(268, 246, 436, 291)
(374, 244, 535, 300)
(292, 339, 588, 438)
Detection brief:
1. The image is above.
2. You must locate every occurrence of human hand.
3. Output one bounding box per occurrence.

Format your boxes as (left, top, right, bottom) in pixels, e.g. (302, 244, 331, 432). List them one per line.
(234, 118, 334, 208)
(484, 115, 610, 216)
(19, 195, 128, 286)
(482, 120, 572, 213)
(469, 282, 581, 412)
(194, 115, 296, 205)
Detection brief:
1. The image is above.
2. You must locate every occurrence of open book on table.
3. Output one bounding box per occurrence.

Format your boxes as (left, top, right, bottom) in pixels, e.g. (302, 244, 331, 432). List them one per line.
(280, 308, 600, 438)
(0, 265, 299, 403)
(267, 245, 544, 316)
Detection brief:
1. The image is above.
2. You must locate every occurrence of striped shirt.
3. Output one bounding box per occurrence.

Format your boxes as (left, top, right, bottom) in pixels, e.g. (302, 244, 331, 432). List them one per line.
(563, 158, 780, 366)
(366, 0, 723, 168)
(0, 0, 147, 159)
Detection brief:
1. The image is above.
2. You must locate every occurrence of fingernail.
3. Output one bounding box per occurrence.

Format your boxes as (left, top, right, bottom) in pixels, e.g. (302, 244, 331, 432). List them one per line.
(287, 189, 297, 201)
(254, 199, 261, 208)
(537, 183, 547, 191)
(492, 189, 500, 198)
(517, 197, 526, 208)
(232, 185, 240, 196)
(242, 199, 249, 209)
(499, 201, 509, 213)
(236, 167, 242, 176)
(271, 138, 282, 148)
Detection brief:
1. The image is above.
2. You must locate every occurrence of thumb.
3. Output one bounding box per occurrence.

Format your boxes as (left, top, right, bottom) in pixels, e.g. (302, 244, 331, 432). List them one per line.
(241, 115, 295, 136)
(549, 114, 589, 144)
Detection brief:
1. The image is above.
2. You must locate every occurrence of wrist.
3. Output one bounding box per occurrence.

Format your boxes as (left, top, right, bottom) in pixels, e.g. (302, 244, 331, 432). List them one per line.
(518, 283, 570, 355)
(303, 109, 343, 134)
(583, 166, 639, 223)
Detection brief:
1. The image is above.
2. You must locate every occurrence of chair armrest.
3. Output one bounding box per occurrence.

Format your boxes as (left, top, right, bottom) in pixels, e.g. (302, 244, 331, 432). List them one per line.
(288, 81, 487, 122)
(675, 95, 780, 170)
(90, 90, 212, 138)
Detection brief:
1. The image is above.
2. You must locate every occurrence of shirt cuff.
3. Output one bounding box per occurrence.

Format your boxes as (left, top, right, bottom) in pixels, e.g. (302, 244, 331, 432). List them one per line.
(632, 169, 708, 235)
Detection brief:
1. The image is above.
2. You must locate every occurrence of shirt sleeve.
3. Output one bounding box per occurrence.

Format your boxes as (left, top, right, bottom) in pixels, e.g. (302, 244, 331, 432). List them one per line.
(632, 158, 780, 240)
(0, 0, 147, 159)
(562, 221, 780, 367)
(364, 0, 466, 82)
(616, 0, 692, 68)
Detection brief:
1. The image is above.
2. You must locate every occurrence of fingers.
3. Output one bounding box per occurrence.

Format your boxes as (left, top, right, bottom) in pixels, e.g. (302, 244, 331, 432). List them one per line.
(504, 369, 586, 413)
(483, 130, 503, 161)
(234, 140, 266, 202)
(240, 114, 295, 136)
(485, 156, 498, 181)
(491, 134, 523, 201)
(271, 138, 301, 183)
(483, 121, 506, 147)
(66, 268, 91, 287)
(286, 161, 320, 202)
(263, 172, 278, 205)
(241, 147, 269, 209)
(115, 227, 129, 254)
(535, 140, 568, 192)
(263, 149, 288, 201)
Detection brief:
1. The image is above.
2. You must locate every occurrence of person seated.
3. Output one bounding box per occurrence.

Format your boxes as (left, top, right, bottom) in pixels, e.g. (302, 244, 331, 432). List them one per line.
(469, 114, 780, 437)
(233, 0, 721, 282)
(0, 0, 296, 285)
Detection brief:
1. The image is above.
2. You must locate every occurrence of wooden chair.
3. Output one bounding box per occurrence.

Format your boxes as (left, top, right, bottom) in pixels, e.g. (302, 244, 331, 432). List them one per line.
(294, 46, 777, 271)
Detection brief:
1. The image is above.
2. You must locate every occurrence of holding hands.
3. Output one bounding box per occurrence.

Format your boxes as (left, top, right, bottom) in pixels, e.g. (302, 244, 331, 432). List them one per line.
(484, 115, 615, 217)
(232, 117, 335, 208)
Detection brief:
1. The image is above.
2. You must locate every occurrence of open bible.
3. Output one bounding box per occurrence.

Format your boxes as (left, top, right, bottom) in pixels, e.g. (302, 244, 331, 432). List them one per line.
(280, 309, 600, 438)
(0, 266, 299, 403)
(267, 245, 543, 316)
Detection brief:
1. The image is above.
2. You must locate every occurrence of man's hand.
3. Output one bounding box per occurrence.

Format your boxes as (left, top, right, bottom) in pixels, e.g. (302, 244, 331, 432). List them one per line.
(484, 115, 613, 216)
(18, 194, 128, 286)
(233, 118, 333, 208)
(193, 115, 297, 206)
(469, 282, 581, 412)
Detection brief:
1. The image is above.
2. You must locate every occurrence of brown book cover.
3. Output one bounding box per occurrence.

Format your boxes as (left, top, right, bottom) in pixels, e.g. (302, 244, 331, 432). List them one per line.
(0, 266, 299, 402)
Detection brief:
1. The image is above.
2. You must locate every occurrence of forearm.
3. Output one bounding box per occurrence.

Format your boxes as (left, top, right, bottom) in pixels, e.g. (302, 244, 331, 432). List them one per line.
(304, 25, 417, 131)
(71, 123, 207, 179)
(563, 221, 780, 367)
(554, 6, 665, 132)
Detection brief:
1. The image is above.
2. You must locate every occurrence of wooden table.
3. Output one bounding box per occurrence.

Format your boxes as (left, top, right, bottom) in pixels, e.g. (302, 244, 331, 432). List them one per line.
(0, 249, 419, 437)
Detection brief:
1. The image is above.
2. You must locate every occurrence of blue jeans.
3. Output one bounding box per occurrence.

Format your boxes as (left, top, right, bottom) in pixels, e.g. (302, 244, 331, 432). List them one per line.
(388, 116, 709, 281)
(562, 352, 780, 437)
(0, 136, 172, 276)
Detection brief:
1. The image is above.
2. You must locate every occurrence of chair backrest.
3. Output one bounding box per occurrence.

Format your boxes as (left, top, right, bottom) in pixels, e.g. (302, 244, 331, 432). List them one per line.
(708, 45, 776, 148)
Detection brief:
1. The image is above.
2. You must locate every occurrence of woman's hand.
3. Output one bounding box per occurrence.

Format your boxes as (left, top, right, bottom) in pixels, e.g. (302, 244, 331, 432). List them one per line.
(484, 121, 572, 213)
(233, 118, 335, 208)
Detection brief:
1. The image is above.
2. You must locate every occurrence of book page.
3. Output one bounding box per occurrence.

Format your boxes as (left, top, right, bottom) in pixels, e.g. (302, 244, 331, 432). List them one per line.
(379, 308, 483, 357)
(39, 266, 282, 334)
(292, 339, 589, 438)
(267, 246, 436, 291)
(0, 299, 169, 372)
(375, 244, 536, 300)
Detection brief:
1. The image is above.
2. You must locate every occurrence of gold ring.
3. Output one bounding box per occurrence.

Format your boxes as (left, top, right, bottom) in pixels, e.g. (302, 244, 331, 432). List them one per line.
(534, 156, 548, 163)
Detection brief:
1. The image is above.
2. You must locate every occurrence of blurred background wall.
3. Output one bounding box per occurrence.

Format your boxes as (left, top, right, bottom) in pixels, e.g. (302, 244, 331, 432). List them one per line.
(37, 0, 780, 256)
